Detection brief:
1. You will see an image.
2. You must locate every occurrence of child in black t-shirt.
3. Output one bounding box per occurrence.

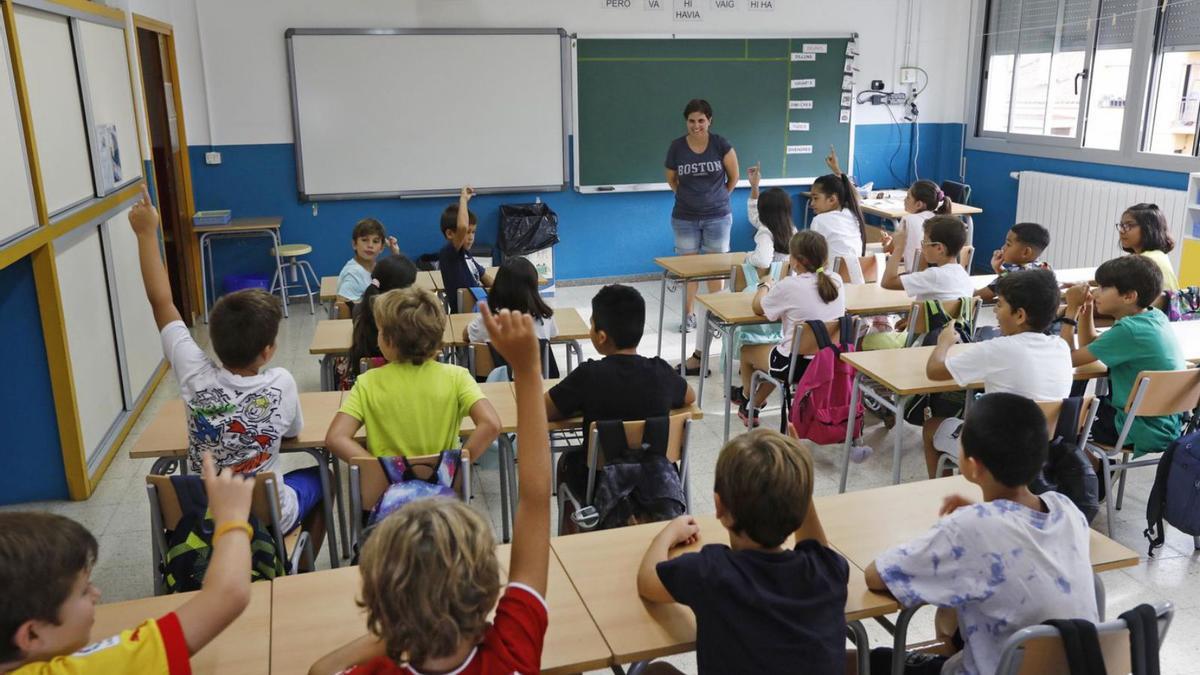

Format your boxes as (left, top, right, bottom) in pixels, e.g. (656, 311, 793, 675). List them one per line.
(546, 284, 695, 496)
(636, 429, 849, 675)
(437, 186, 493, 313)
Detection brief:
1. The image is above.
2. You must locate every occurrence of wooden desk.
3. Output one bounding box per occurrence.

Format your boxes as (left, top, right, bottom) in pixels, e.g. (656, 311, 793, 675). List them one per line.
(442, 307, 590, 347)
(550, 515, 896, 665)
(859, 192, 983, 245)
(320, 275, 338, 302)
(653, 252, 746, 371)
(842, 283, 915, 315)
(815, 475, 1140, 573)
(91, 580, 271, 675)
(972, 266, 1096, 291)
(196, 216, 287, 323)
(269, 547, 612, 675)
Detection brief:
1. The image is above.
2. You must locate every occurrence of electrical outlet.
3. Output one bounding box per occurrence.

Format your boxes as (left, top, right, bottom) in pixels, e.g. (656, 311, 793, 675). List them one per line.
(886, 92, 908, 105)
(204, 151, 222, 165)
(899, 67, 918, 84)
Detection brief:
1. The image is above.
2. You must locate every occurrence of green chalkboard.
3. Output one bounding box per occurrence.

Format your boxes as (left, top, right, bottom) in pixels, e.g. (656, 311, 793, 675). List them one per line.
(574, 37, 856, 191)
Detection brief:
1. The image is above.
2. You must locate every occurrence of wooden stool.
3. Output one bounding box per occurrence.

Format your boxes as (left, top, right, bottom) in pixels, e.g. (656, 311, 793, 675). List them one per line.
(270, 244, 320, 315)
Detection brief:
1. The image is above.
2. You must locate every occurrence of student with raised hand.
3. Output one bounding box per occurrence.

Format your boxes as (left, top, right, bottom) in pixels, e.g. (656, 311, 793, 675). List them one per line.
(880, 179, 953, 273)
(438, 186, 492, 313)
(1, 452, 256, 675)
(1117, 202, 1179, 292)
(745, 162, 796, 270)
(636, 430, 847, 675)
(310, 304, 552, 675)
(866, 394, 1098, 675)
(809, 146, 867, 284)
(1060, 255, 1185, 458)
(130, 187, 321, 535)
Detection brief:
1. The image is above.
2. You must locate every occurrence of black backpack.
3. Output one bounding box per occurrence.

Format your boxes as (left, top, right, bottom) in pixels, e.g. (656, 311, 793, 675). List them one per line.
(1030, 397, 1100, 523)
(583, 417, 686, 532)
(1144, 424, 1200, 557)
(161, 475, 285, 593)
(1044, 604, 1162, 675)
(902, 300, 975, 425)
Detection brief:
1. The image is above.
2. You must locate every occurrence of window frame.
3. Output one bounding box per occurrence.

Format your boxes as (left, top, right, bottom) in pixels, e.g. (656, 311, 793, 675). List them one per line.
(965, 0, 1200, 173)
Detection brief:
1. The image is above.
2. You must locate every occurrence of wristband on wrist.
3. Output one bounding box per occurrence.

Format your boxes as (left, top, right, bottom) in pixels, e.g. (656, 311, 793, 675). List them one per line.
(213, 521, 253, 542)
(1058, 316, 1078, 327)
(757, 282, 770, 289)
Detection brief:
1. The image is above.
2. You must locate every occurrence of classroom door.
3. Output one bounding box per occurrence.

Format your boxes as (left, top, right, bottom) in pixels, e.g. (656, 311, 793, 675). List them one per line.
(136, 25, 197, 324)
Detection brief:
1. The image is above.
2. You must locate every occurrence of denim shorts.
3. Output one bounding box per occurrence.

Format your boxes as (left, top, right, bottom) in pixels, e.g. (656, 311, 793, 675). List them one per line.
(671, 214, 733, 255)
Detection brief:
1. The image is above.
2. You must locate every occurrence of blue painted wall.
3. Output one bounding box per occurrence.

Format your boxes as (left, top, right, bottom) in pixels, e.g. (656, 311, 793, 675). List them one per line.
(963, 148, 1191, 270)
(0, 256, 68, 504)
(188, 122, 966, 285)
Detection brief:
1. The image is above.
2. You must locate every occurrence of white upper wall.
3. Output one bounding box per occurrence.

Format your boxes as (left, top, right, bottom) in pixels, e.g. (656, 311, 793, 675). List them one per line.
(166, 0, 973, 147)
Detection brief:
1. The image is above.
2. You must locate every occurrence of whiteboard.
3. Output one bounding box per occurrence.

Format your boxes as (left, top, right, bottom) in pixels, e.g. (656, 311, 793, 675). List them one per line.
(0, 11, 37, 244)
(55, 224, 124, 463)
(103, 206, 161, 404)
(77, 20, 142, 194)
(14, 7, 94, 215)
(287, 30, 568, 199)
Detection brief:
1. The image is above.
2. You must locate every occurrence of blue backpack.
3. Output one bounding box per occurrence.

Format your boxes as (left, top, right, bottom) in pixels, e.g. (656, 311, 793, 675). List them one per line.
(1144, 428, 1200, 556)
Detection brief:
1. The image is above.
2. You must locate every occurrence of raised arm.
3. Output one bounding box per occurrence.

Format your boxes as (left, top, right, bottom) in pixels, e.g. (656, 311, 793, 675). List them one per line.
(173, 452, 254, 654)
(481, 304, 551, 597)
(451, 186, 474, 249)
(129, 185, 183, 329)
(747, 162, 762, 201)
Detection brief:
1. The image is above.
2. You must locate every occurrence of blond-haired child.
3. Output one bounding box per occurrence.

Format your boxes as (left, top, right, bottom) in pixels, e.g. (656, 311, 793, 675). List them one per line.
(326, 287, 500, 461)
(311, 305, 552, 674)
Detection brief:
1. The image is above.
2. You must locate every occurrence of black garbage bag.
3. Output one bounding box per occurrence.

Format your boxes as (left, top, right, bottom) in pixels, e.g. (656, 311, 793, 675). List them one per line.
(498, 203, 559, 257)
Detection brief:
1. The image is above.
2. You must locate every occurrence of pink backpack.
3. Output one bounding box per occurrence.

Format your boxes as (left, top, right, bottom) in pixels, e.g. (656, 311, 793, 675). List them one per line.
(789, 317, 864, 445)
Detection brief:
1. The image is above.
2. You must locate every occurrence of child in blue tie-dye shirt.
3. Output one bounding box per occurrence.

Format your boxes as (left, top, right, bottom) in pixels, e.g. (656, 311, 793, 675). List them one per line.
(865, 393, 1097, 675)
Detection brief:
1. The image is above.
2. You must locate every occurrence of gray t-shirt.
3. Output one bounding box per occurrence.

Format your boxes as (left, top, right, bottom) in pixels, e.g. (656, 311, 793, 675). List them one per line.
(665, 133, 733, 220)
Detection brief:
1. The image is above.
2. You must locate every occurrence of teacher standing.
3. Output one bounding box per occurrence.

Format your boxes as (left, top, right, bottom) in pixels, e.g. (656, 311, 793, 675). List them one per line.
(664, 98, 739, 374)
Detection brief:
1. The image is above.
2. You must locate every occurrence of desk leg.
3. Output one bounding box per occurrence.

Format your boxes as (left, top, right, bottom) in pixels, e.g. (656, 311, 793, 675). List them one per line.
(680, 274, 689, 376)
(840, 373, 864, 493)
(697, 313, 711, 407)
(303, 448, 340, 568)
(200, 233, 211, 324)
(891, 396, 908, 485)
(848, 620, 871, 675)
(497, 435, 513, 543)
(331, 458, 350, 559)
(268, 230, 290, 318)
(656, 272, 667, 359)
(722, 323, 734, 443)
(890, 606, 921, 675)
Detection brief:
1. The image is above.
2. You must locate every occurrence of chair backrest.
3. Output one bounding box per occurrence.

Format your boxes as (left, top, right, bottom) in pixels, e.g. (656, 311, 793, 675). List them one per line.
(993, 602, 1173, 675)
(731, 260, 791, 292)
(333, 300, 351, 320)
(834, 255, 879, 284)
(457, 287, 479, 314)
(467, 341, 553, 379)
(358, 357, 386, 375)
(789, 317, 860, 358)
(584, 413, 693, 505)
(941, 180, 971, 205)
(906, 296, 981, 340)
(1035, 396, 1098, 440)
(959, 245, 975, 271)
(1126, 368, 1200, 416)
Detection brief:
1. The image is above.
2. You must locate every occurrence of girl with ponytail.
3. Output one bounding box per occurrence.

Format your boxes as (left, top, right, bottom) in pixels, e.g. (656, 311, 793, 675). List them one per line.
(737, 230, 846, 427)
(809, 147, 867, 283)
(881, 179, 953, 273)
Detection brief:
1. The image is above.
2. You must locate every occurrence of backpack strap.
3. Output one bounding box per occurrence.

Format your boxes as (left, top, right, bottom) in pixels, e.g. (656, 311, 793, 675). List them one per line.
(923, 300, 948, 330)
(1119, 604, 1160, 675)
(1053, 396, 1085, 448)
(596, 417, 671, 464)
(1044, 618, 1106, 675)
(1143, 440, 1179, 557)
(837, 315, 855, 348)
(169, 475, 209, 517)
(805, 320, 835, 352)
(378, 456, 416, 484)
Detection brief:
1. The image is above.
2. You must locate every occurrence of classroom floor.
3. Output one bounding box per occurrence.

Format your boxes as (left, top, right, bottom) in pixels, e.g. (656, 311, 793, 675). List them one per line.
(5, 278, 1199, 673)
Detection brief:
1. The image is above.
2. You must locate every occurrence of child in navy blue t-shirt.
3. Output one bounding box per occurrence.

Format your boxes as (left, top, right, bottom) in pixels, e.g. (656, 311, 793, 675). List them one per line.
(437, 186, 492, 313)
(636, 429, 848, 675)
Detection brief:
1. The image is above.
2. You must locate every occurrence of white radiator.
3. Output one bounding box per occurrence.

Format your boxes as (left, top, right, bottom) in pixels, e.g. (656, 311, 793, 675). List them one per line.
(1012, 171, 1186, 271)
